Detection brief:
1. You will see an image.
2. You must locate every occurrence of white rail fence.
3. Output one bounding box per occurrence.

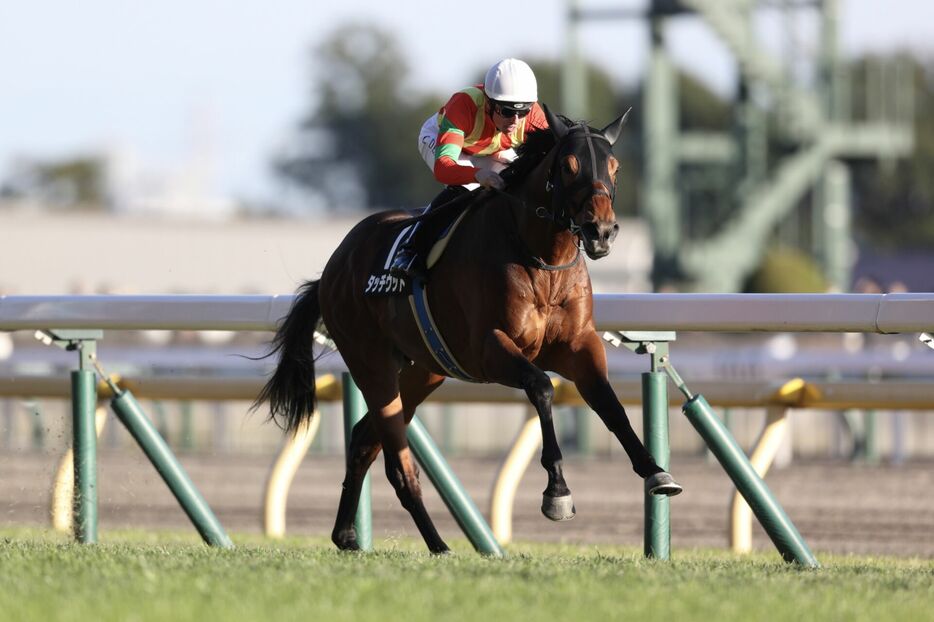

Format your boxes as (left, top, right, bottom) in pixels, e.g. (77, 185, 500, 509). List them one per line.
(1, 292, 933, 333)
(1, 293, 933, 550)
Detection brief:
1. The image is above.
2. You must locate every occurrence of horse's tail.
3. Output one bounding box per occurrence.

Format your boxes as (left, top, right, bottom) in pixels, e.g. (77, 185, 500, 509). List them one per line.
(252, 280, 322, 434)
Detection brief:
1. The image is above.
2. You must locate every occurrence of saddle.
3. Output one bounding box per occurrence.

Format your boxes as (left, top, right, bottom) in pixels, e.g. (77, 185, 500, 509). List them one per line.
(363, 202, 472, 298)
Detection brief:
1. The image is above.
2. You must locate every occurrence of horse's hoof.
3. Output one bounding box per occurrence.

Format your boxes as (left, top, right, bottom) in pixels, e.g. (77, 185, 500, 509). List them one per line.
(332, 529, 360, 551)
(430, 547, 453, 556)
(541, 494, 576, 521)
(645, 472, 683, 497)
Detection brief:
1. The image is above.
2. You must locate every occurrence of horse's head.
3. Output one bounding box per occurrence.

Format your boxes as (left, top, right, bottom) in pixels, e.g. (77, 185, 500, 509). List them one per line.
(543, 105, 630, 260)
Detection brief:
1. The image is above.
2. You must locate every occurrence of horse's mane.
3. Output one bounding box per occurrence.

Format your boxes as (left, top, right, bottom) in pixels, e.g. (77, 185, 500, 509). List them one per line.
(500, 114, 578, 189)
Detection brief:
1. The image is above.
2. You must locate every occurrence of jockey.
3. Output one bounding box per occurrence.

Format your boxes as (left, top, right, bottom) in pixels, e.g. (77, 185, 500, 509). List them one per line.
(390, 58, 549, 280)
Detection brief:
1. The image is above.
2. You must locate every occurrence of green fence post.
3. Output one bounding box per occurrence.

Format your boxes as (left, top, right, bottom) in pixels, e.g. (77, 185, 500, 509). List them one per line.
(643, 370, 670, 559)
(342, 373, 372, 551)
(110, 389, 233, 548)
(72, 368, 98, 544)
(407, 416, 504, 557)
(607, 332, 677, 559)
(682, 394, 819, 568)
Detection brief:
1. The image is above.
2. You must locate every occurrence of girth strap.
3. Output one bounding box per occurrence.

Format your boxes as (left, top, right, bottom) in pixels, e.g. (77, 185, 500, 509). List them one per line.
(408, 278, 478, 382)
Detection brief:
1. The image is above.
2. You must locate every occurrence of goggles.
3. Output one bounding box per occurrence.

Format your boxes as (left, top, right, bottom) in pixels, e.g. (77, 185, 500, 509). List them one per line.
(493, 101, 532, 119)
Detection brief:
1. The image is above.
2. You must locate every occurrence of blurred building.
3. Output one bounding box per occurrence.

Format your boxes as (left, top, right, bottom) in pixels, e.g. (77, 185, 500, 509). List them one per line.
(0, 209, 652, 295)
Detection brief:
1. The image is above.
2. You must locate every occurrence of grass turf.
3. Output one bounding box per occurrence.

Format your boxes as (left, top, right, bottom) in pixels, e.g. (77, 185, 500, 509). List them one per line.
(0, 528, 931, 622)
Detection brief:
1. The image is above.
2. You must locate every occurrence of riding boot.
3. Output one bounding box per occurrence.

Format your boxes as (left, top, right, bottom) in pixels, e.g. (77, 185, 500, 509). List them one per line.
(389, 186, 470, 280)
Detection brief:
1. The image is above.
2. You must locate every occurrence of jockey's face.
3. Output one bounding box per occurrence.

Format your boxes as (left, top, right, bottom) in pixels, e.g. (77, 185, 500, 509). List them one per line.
(490, 101, 530, 134)
(491, 107, 519, 133)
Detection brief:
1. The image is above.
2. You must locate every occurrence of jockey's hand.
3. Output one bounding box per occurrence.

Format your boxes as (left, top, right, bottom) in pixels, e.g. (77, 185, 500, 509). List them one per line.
(491, 149, 517, 164)
(475, 169, 506, 190)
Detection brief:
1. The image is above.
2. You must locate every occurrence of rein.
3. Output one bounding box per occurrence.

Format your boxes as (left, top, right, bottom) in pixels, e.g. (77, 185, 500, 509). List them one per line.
(526, 245, 582, 271)
(497, 189, 583, 272)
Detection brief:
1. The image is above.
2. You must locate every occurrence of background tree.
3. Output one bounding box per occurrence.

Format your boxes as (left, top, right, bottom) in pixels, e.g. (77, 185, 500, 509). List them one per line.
(275, 27, 643, 214)
(0, 156, 107, 211)
(274, 23, 443, 210)
(521, 58, 643, 217)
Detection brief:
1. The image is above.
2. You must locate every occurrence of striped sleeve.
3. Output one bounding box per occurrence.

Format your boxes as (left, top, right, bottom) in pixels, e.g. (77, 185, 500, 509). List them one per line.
(433, 91, 480, 185)
(433, 157, 479, 185)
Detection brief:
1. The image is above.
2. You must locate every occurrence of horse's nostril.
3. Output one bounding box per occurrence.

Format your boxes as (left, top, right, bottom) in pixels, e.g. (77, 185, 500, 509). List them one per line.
(582, 222, 599, 240)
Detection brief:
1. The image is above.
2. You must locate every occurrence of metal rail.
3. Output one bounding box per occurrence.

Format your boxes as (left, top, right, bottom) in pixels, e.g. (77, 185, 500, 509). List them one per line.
(5, 374, 934, 409)
(2, 293, 933, 333)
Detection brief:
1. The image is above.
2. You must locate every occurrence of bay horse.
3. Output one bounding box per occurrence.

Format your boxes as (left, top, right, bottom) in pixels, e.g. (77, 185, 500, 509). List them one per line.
(255, 105, 682, 553)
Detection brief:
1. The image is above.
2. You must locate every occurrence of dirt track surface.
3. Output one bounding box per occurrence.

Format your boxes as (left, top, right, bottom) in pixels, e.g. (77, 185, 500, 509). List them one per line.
(2, 451, 932, 558)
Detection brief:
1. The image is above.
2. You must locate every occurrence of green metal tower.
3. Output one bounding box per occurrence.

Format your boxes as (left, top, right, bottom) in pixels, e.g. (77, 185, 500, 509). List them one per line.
(564, 0, 914, 292)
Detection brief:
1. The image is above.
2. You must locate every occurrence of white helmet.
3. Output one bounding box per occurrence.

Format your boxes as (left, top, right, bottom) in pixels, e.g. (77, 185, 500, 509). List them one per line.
(484, 58, 537, 104)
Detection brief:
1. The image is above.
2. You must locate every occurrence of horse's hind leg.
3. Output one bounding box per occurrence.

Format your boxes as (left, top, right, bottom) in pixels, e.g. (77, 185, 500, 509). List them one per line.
(332, 412, 381, 550)
(399, 364, 446, 420)
(330, 363, 445, 551)
(396, 365, 448, 548)
(376, 392, 450, 553)
(342, 359, 449, 554)
(482, 330, 575, 521)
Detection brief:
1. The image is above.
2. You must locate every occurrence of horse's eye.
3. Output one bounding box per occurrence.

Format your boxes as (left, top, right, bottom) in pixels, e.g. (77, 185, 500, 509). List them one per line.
(561, 155, 579, 177)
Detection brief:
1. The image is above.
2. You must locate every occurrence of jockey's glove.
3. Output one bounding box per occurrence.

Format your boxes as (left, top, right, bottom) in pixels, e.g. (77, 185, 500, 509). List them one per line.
(475, 169, 506, 191)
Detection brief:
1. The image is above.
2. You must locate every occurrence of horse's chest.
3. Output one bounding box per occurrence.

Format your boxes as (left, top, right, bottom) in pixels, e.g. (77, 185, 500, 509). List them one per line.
(500, 270, 583, 357)
(510, 303, 566, 357)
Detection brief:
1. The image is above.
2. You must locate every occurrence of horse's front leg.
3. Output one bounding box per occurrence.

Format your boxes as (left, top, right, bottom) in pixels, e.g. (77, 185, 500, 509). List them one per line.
(543, 332, 682, 496)
(482, 330, 575, 521)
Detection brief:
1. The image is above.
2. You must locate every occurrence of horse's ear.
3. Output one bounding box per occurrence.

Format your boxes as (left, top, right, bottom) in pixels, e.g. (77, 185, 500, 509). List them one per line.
(543, 103, 569, 140)
(601, 107, 632, 146)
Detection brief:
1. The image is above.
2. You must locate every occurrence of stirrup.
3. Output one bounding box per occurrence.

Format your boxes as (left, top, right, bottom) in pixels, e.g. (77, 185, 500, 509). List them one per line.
(389, 249, 426, 281)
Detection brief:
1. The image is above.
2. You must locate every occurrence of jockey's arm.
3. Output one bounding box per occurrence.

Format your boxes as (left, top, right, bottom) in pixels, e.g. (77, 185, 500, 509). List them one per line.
(431, 95, 550, 188)
(432, 152, 480, 186)
(432, 90, 493, 186)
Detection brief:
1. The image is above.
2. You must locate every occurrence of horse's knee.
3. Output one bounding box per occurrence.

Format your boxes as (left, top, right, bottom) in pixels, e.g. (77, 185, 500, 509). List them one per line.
(524, 373, 554, 410)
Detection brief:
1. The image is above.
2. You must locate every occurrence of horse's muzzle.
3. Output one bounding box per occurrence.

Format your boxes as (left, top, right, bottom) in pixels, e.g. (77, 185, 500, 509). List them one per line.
(580, 221, 619, 259)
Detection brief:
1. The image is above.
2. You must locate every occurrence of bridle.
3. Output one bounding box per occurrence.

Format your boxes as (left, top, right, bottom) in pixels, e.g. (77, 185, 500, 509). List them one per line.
(492, 123, 617, 271)
(537, 124, 616, 239)
(488, 115, 625, 271)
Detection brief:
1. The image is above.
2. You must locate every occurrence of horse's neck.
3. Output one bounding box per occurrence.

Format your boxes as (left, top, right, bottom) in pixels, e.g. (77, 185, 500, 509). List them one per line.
(512, 153, 578, 267)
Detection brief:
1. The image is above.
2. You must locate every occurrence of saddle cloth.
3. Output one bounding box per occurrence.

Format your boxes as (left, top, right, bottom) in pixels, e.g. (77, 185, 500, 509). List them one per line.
(362, 207, 470, 298)
(362, 206, 477, 381)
